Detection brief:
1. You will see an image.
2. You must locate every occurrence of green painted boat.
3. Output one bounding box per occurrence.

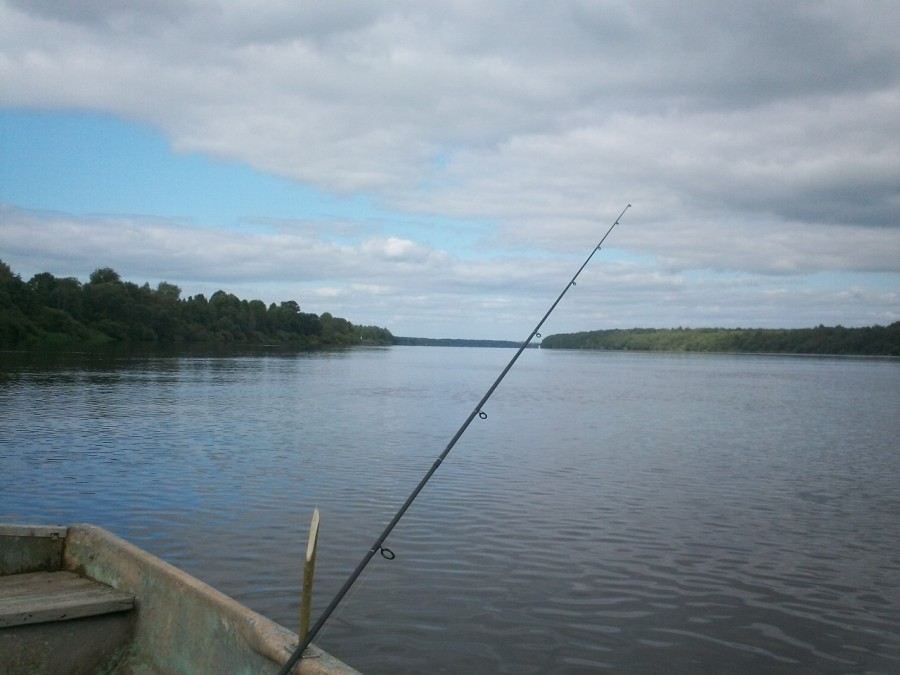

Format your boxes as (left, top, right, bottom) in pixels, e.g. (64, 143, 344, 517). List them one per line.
(0, 524, 359, 675)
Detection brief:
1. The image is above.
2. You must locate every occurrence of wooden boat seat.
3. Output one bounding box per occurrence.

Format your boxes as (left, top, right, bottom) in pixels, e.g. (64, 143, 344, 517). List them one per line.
(0, 570, 134, 628)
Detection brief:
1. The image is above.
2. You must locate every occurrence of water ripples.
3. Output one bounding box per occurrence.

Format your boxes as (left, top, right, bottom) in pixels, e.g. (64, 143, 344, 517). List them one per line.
(1, 348, 899, 673)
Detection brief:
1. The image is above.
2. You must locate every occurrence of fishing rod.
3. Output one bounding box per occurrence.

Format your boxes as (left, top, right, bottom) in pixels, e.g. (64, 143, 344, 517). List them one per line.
(278, 203, 631, 675)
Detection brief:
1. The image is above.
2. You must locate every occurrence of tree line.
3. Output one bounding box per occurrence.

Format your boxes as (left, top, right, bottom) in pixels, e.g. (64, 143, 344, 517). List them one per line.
(540, 325, 900, 356)
(0, 260, 393, 347)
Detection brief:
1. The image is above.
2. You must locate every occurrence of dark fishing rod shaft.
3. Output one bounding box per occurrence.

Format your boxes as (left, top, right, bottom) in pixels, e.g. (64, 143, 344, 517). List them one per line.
(278, 204, 630, 675)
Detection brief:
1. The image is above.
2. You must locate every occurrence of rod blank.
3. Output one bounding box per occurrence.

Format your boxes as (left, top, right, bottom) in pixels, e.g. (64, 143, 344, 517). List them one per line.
(277, 204, 630, 675)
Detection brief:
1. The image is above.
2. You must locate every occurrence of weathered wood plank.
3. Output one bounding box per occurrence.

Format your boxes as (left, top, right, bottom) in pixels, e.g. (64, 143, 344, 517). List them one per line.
(0, 526, 67, 575)
(0, 525, 67, 538)
(0, 571, 134, 628)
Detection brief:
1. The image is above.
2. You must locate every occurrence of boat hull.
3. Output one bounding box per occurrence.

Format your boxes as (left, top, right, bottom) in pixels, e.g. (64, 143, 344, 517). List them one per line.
(0, 524, 359, 675)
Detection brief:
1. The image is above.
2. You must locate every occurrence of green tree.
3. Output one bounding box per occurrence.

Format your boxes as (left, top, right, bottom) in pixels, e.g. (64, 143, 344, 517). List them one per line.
(156, 281, 182, 302)
(0, 260, 38, 343)
(0, 260, 14, 282)
(89, 267, 122, 285)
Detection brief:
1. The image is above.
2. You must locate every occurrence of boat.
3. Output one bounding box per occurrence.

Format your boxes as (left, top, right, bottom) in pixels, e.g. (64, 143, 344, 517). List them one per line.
(0, 523, 359, 675)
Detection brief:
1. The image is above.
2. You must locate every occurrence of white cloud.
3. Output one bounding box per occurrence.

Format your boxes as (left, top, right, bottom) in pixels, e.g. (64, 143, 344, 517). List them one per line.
(3, 204, 896, 338)
(1, 0, 898, 337)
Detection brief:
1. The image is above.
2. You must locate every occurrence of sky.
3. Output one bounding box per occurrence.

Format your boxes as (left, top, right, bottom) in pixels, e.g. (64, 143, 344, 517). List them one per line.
(1, 1, 898, 340)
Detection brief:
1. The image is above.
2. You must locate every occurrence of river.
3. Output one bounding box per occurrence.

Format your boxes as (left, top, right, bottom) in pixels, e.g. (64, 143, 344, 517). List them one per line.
(1, 346, 898, 673)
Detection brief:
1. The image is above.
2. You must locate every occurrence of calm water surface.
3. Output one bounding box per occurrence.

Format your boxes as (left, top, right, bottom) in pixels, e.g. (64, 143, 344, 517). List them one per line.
(1, 346, 899, 674)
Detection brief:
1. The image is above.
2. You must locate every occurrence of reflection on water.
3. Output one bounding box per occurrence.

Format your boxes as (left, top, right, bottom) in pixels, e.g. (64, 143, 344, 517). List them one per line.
(1, 346, 899, 673)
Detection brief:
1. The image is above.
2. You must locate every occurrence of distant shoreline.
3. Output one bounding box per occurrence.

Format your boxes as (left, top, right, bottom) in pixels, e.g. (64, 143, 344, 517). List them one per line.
(394, 324, 900, 357)
(536, 324, 900, 357)
(392, 336, 532, 348)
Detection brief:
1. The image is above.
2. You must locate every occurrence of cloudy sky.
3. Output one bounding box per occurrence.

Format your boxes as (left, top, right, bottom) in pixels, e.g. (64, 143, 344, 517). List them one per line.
(1, 1, 898, 339)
